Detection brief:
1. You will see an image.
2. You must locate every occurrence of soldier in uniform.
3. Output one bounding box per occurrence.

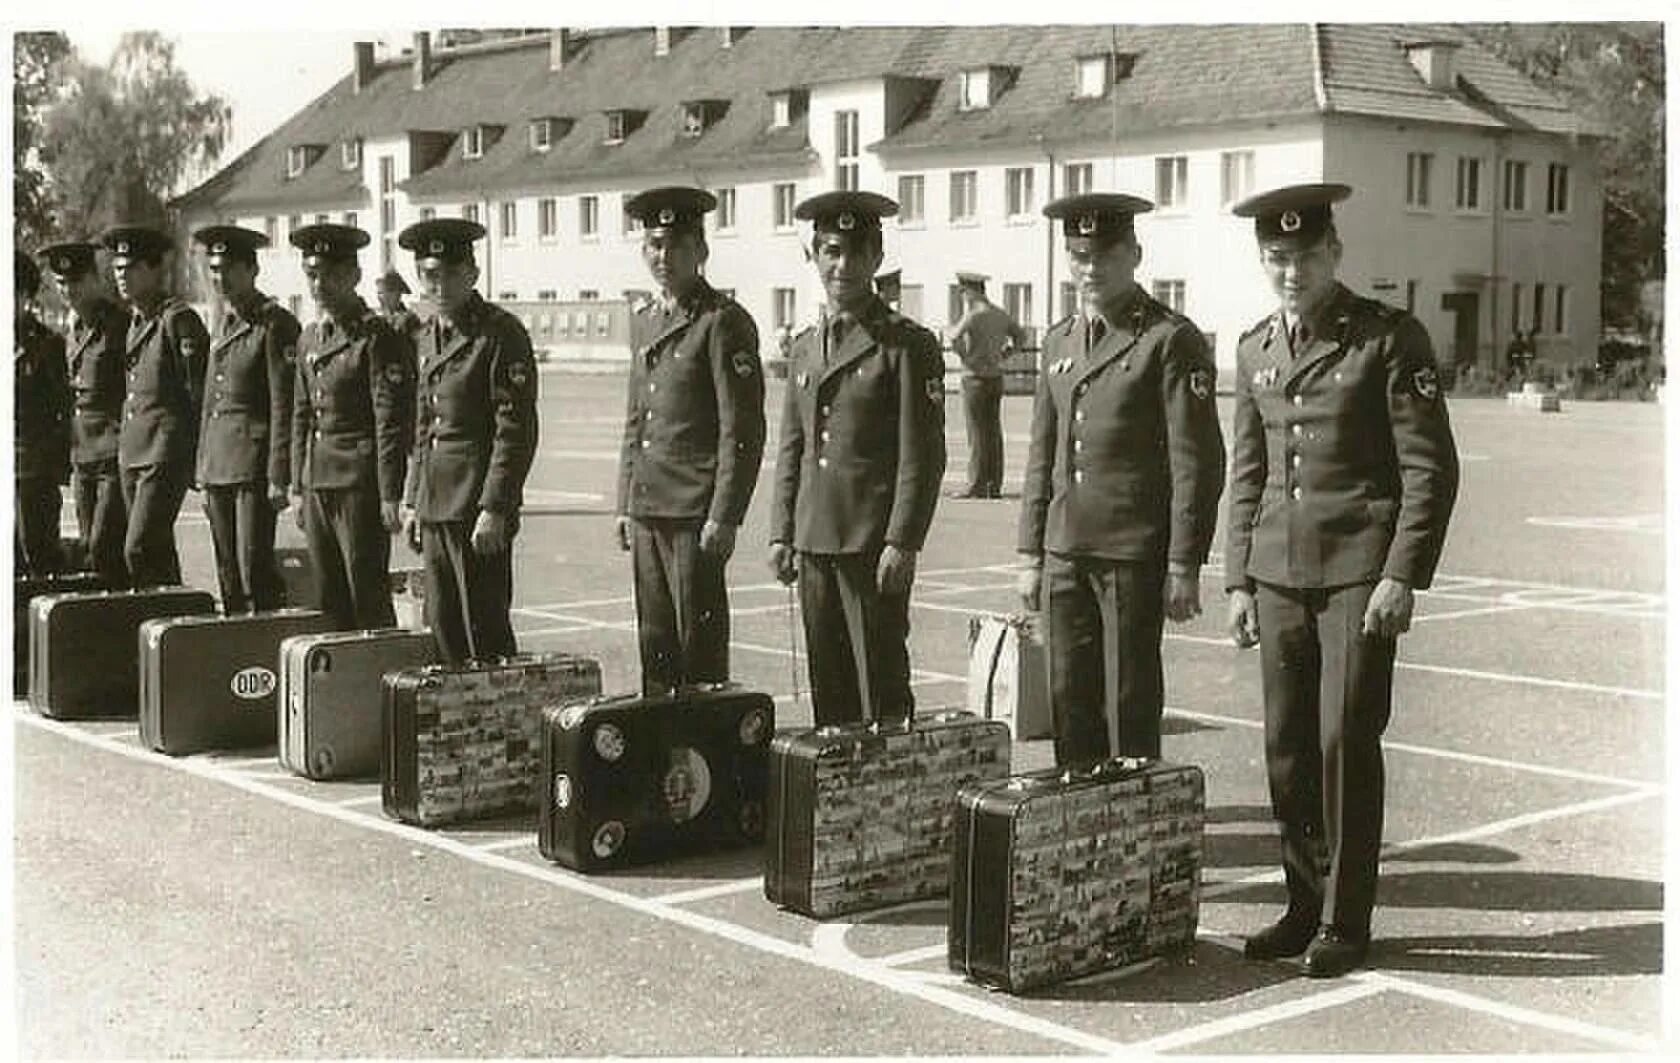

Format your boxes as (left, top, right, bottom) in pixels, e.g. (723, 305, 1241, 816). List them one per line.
(398, 218, 539, 665)
(1016, 193, 1226, 766)
(102, 224, 209, 587)
(376, 269, 424, 374)
(616, 186, 766, 693)
(767, 190, 947, 726)
(1225, 184, 1459, 977)
(192, 225, 300, 613)
(42, 241, 131, 585)
(950, 271, 1028, 499)
(288, 223, 409, 630)
(874, 268, 902, 313)
(14, 251, 72, 576)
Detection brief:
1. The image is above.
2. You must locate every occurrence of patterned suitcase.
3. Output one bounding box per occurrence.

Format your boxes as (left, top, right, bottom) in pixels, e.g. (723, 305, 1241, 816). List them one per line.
(27, 586, 215, 716)
(138, 609, 336, 755)
(764, 710, 1012, 918)
(13, 572, 112, 696)
(948, 758, 1205, 993)
(382, 654, 602, 828)
(278, 628, 440, 780)
(966, 613, 1054, 741)
(538, 684, 775, 872)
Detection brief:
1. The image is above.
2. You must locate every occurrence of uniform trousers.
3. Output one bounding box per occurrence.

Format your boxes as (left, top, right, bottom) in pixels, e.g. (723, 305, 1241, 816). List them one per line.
(74, 459, 129, 586)
(119, 463, 188, 587)
(960, 375, 1004, 496)
(797, 549, 913, 726)
(1255, 580, 1396, 938)
(420, 519, 516, 665)
(1043, 552, 1166, 765)
(302, 486, 394, 630)
(203, 482, 282, 614)
(14, 476, 64, 577)
(630, 516, 729, 693)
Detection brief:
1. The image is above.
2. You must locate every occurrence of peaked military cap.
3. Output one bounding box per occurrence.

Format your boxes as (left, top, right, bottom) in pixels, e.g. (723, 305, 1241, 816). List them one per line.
(795, 190, 898, 235)
(289, 222, 371, 265)
(397, 218, 486, 266)
(955, 270, 989, 290)
(875, 268, 902, 289)
(39, 241, 100, 280)
(625, 186, 716, 233)
(1042, 193, 1153, 243)
(193, 224, 269, 265)
(1231, 182, 1352, 247)
(376, 269, 411, 295)
(16, 250, 41, 297)
(100, 224, 174, 263)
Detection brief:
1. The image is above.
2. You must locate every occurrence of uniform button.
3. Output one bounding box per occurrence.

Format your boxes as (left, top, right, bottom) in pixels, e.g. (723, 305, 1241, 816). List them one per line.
(641, 440, 651, 449)
(1075, 384, 1087, 396)
(1074, 470, 1085, 484)
(1292, 394, 1303, 407)
(1291, 486, 1303, 500)
(433, 416, 441, 426)
(1291, 454, 1302, 469)
(215, 373, 224, 382)
(820, 405, 831, 417)
(1075, 411, 1086, 423)
(1074, 440, 1083, 453)
(648, 382, 658, 393)
(1291, 424, 1303, 437)
(817, 457, 829, 469)
(820, 430, 831, 443)
(645, 411, 654, 421)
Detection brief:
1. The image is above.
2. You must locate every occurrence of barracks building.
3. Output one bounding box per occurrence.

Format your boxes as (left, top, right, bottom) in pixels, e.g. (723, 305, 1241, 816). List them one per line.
(172, 24, 1602, 376)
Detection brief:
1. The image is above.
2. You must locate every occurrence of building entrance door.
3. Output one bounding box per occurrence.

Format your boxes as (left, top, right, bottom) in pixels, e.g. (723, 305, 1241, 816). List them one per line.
(1440, 291, 1481, 367)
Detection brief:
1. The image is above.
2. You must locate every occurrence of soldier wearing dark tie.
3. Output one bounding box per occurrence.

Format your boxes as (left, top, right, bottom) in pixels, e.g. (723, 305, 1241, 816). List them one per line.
(192, 225, 300, 613)
(101, 224, 209, 587)
(288, 223, 409, 630)
(41, 241, 131, 585)
(13, 250, 72, 577)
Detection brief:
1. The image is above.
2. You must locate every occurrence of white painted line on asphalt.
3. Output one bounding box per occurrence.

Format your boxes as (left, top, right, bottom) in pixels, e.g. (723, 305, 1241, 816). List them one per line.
(1406, 946, 1599, 961)
(1409, 603, 1536, 625)
(648, 877, 765, 905)
(1127, 982, 1387, 1053)
(236, 769, 295, 781)
(472, 837, 532, 853)
(514, 623, 601, 639)
(874, 943, 950, 969)
(1358, 970, 1661, 1053)
(333, 793, 383, 808)
(1526, 513, 1662, 535)
(203, 754, 279, 770)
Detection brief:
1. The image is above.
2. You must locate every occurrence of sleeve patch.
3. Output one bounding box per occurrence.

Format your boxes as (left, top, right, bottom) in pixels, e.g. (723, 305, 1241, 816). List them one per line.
(1189, 367, 1213, 400)
(925, 375, 944, 404)
(384, 361, 407, 384)
(506, 360, 532, 390)
(1412, 365, 1441, 401)
(731, 349, 758, 378)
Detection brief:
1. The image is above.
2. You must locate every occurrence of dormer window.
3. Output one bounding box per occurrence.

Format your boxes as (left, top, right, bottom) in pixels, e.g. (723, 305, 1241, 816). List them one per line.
(286, 145, 309, 178)
(770, 89, 808, 130)
(462, 125, 485, 160)
(341, 138, 362, 170)
(959, 68, 992, 110)
(681, 100, 727, 138)
(1074, 54, 1113, 98)
(530, 118, 552, 152)
(604, 109, 646, 146)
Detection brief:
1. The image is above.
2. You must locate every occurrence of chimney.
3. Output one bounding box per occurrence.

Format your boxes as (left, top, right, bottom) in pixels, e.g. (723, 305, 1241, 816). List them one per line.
(412, 31, 432, 90)
(654, 26, 671, 57)
(1403, 39, 1462, 92)
(720, 27, 745, 48)
(352, 41, 375, 93)
(549, 28, 571, 72)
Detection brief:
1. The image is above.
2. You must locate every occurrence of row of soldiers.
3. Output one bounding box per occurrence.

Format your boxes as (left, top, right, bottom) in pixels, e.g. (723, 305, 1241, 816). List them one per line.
(13, 216, 538, 665)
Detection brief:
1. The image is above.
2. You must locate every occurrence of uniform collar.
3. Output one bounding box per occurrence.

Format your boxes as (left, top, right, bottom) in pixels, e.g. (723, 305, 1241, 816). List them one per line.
(228, 290, 269, 323)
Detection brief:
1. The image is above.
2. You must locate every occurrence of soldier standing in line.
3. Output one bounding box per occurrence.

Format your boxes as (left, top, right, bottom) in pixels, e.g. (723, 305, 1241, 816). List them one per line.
(101, 224, 209, 587)
(1225, 183, 1459, 978)
(41, 241, 131, 585)
(191, 225, 300, 613)
(615, 186, 766, 693)
(376, 268, 424, 371)
(398, 218, 539, 665)
(767, 190, 947, 726)
(1016, 193, 1226, 767)
(949, 271, 1028, 500)
(288, 223, 409, 630)
(13, 251, 72, 577)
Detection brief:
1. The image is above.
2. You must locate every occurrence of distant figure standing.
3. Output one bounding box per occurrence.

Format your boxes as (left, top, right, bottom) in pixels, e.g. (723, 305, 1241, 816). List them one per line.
(949, 272, 1026, 499)
(13, 251, 72, 577)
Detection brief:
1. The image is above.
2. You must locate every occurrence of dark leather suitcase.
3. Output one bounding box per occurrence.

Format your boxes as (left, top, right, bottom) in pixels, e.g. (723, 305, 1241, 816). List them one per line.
(274, 546, 315, 609)
(138, 608, 335, 755)
(28, 586, 216, 717)
(764, 710, 1012, 918)
(538, 684, 775, 872)
(278, 628, 440, 780)
(382, 654, 602, 828)
(948, 758, 1205, 993)
(13, 572, 111, 696)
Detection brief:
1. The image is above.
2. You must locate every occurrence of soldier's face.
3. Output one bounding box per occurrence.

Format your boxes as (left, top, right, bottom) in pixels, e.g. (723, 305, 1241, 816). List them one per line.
(417, 260, 477, 316)
(112, 256, 163, 305)
(810, 231, 883, 310)
(208, 257, 257, 300)
(376, 287, 403, 313)
(53, 271, 100, 312)
(641, 228, 706, 297)
(1260, 236, 1341, 318)
(303, 258, 359, 311)
(1065, 236, 1141, 311)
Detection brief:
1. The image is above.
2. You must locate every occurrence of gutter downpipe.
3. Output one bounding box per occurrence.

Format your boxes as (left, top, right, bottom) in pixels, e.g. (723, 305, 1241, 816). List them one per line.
(1038, 133, 1056, 339)
(1490, 130, 1506, 372)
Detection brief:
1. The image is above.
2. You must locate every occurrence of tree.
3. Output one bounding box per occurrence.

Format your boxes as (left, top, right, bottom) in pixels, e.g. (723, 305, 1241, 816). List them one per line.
(13, 31, 71, 248)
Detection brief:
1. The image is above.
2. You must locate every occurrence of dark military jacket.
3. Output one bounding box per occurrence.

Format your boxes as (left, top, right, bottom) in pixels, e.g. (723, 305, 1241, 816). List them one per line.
(617, 279, 766, 525)
(769, 295, 947, 555)
(198, 291, 300, 489)
(1224, 283, 1460, 592)
(118, 297, 208, 473)
(291, 298, 411, 501)
(1018, 289, 1225, 567)
(14, 311, 72, 483)
(66, 296, 129, 466)
(405, 291, 539, 523)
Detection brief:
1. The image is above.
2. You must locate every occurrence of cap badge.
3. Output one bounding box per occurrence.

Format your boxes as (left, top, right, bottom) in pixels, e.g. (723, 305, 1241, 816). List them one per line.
(313, 240, 330, 254)
(116, 241, 131, 254)
(52, 255, 71, 272)
(837, 211, 856, 231)
(657, 208, 676, 225)
(1077, 213, 1098, 236)
(211, 241, 227, 254)
(1279, 210, 1302, 233)
(429, 239, 445, 254)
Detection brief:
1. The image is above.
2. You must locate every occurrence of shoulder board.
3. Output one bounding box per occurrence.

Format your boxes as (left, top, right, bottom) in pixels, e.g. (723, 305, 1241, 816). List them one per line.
(632, 297, 654, 315)
(1049, 313, 1078, 337)
(1239, 315, 1273, 343)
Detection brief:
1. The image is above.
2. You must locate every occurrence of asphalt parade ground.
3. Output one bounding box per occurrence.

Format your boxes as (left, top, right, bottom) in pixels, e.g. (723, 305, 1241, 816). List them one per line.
(9, 371, 1670, 1057)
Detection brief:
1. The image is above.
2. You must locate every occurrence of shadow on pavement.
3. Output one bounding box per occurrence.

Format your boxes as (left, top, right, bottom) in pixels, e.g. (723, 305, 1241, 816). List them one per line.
(1022, 938, 1299, 1003)
(1206, 869, 1663, 913)
(1373, 921, 1662, 977)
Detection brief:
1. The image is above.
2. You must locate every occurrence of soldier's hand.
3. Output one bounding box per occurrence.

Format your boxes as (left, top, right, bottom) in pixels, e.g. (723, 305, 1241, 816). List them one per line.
(380, 501, 403, 534)
(403, 508, 422, 554)
(471, 509, 511, 555)
(698, 519, 737, 561)
(1016, 559, 1042, 613)
(614, 516, 632, 552)
(1228, 589, 1261, 649)
(268, 486, 290, 513)
(876, 544, 917, 597)
(1361, 577, 1414, 640)
(768, 541, 797, 585)
(1165, 567, 1202, 623)
(291, 494, 306, 530)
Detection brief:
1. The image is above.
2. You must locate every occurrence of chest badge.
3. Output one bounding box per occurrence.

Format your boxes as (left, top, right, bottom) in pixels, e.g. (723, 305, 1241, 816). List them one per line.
(1253, 366, 1280, 390)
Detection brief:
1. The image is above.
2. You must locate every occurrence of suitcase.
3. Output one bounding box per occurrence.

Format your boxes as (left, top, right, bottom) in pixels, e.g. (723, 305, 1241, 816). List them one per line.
(389, 566, 425, 630)
(538, 684, 775, 872)
(13, 572, 112, 697)
(948, 758, 1205, 993)
(764, 710, 1012, 918)
(274, 546, 315, 609)
(138, 608, 336, 755)
(382, 654, 603, 828)
(966, 613, 1054, 741)
(28, 586, 217, 718)
(279, 628, 440, 780)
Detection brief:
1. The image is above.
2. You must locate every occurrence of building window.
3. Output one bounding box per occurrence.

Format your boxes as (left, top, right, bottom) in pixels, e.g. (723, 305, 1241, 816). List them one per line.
(834, 110, 859, 191)
(1074, 54, 1111, 98)
(1063, 162, 1093, 196)
(1405, 152, 1433, 208)
(772, 182, 796, 230)
(538, 198, 558, 239)
(379, 156, 396, 233)
(771, 91, 794, 129)
(1155, 156, 1188, 209)
(1152, 279, 1186, 313)
(1406, 280, 1419, 314)
(715, 187, 736, 231)
(898, 284, 923, 321)
(263, 216, 278, 243)
(496, 290, 518, 302)
(343, 211, 358, 229)
(381, 236, 392, 273)
(419, 207, 437, 222)
(579, 195, 599, 238)
(1220, 151, 1255, 207)
(1060, 281, 1078, 319)
(462, 203, 479, 224)
(682, 102, 707, 138)
(1005, 167, 1035, 219)
(537, 289, 557, 301)
(772, 287, 797, 330)
(947, 285, 965, 327)
(341, 138, 362, 170)
(1002, 282, 1033, 327)
(498, 202, 517, 240)
(463, 126, 484, 160)
(286, 146, 308, 178)
(530, 119, 552, 152)
(315, 213, 329, 224)
(1455, 156, 1482, 210)
(1503, 159, 1528, 212)
(1511, 282, 1524, 332)
(1531, 282, 1546, 334)
(897, 175, 925, 224)
(1553, 284, 1568, 334)
(287, 295, 302, 317)
(1546, 163, 1571, 215)
(949, 170, 978, 223)
(605, 111, 629, 144)
(286, 214, 302, 237)
(959, 68, 991, 110)
(578, 290, 598, 302)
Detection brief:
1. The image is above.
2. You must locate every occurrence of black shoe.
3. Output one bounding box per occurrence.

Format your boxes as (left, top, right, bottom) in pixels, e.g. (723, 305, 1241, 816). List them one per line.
(1242, 914, 1319, 960)
(945, 486, 984, 499)
(1303, 927, 1370, 978)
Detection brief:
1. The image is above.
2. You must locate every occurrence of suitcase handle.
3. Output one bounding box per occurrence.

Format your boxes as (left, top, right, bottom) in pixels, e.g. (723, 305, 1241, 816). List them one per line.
(1062, 755, 1155, 784)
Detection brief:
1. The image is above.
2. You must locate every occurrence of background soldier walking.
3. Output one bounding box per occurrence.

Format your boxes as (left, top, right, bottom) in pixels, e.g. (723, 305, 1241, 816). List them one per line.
(949, 271, 1027, 500)
(14, 251, 72, 577)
